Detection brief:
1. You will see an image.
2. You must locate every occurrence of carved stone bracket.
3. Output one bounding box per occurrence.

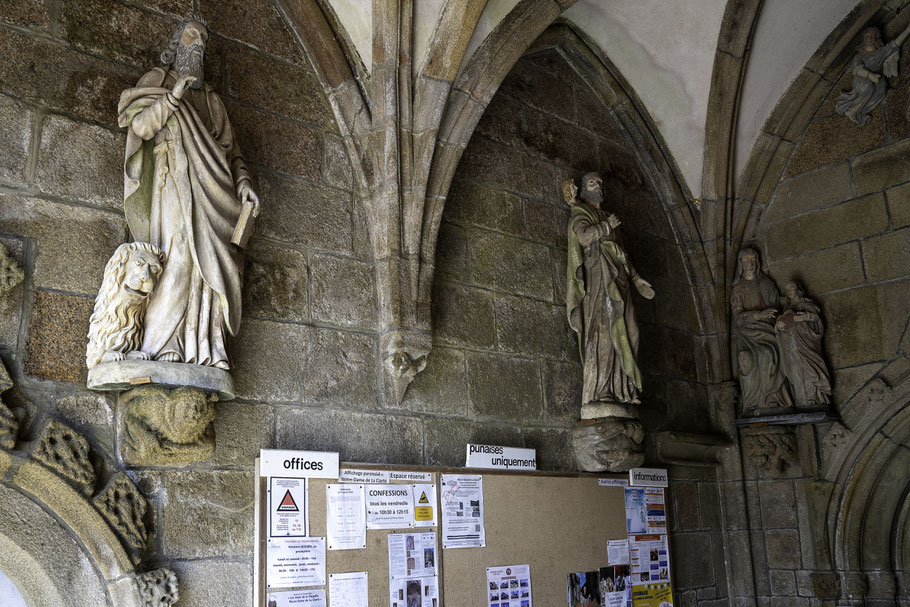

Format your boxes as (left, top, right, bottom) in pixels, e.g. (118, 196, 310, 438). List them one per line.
(0, 241, 24, 296)
(572, 417, 645, 472)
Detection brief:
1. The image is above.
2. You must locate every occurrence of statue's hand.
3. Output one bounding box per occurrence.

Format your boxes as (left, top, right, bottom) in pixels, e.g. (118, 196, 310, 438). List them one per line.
(869, 72, 881, 84)
(172, 75, 197, 100)
(634, 276, 655, 300)
(607, 213, 621, 229)
(238, 182, 261, 216)
(756, 308, 777, 321)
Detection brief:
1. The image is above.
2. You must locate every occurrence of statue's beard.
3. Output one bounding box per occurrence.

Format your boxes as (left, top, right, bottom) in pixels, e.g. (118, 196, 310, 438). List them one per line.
(174, 44, 205, 89)
(581, 188, 603, 206)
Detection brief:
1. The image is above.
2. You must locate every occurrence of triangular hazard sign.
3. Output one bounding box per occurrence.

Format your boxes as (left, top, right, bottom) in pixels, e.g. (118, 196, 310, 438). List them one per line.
(277, 490, 299, 512)
(418, 491, 429, 504)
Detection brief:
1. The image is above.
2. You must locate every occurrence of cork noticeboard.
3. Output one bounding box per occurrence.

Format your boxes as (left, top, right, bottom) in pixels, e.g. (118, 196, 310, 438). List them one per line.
(255, 464, 631, 606)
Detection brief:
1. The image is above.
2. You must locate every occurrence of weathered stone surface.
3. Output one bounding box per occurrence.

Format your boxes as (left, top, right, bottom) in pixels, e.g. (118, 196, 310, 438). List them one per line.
(763, 194, 888, 260)
(542, 360, 582, 423)
(0, 0, 50, 28)
(432, 282, 495, 348)
(698, 482, 721, 530)
(862, 227, 910, 282)
(524, 199, 568, 248)
(523, 107, 599, 172)
(770, 570, 796, 596)
(0, 195, 126, 294)
(446, 178, 524, 234)
(522, 427, 574, 471)
(230, 319, 310, 402)
(59, 0, 172, 67)
(171, 559, 251, 607)
(766, 163, 853, 225)
(0, 238, 24, 352)
(551, 247, 567, 304)
(93, 472, 147, 563)
(765, 529, 801, 569)
(469, 230, 552, 299)
(0, 29, 141, 127)
(0, 94, 31, 183)
(35, 115, 123, 209)
(226, 42, 330, 128)
(458, 136, 543, 199)
(466, 352, 542, 422)
(0, 401, 18, 449)
(322, 133, 352, 189)
(670, 532, 716, 587)
(256, 171, 351, 252)
(135, 568, 179, 606)
(572, 418, 645, 472)
(32, 420, 95, 494)
(852, 137, 910, 195)
(768, 242, 865, 294)
(786, 111, 884, 178)
(399, 346, 467, 416)
(163, 470, 254, 558)
(498, 57, 573, 122)
(671, 481, 698, 532)
(311, 254, 375, 329)
(24, 291, 93, 383)
(888, 181, 910, 229)
(424, 418, 523, 467)
(494, 295, 575, 360)
(199, 0, 303, 64)
(758, 480, 798, 528)
(300, 328, 377, 408)
(474, 91, 526, 148)
(212, 402, 274, 466)
(435, 222, 469, 281)
(796, 571, 840, 598)
(228, 103, 321, 179)
(277, 408, 422, 464)
(242, 240, 308, 323)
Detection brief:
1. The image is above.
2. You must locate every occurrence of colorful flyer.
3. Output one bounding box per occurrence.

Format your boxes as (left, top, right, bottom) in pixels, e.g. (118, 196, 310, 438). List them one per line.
(440, 474, 485, 548)
(629, 535, 670, 585)
(412, 483, 437, 527)
(624, 487, 648, 535)
(389, 576, 439, 607)
(270, 477, 307, 537)
(488, 564, 531, 607)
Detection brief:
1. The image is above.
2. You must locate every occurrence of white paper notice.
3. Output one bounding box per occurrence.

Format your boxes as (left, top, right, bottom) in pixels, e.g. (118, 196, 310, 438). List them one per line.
(608, 539, 630, 565)
(486, 564, 531, 607)
(270, 477, 308, 537)
(326, 484, 366, 550)
(389, 576, 438, 607)
(440, 474, 485, 548)
(266, 537, 326, 589)
(366, 484, 414, 529)
(338, 469, 391, 484)
(388, 532, 437, 579)
(328, 571, 368, 607)
(412, 483, 437, 527)
(266, 588, 326, 607)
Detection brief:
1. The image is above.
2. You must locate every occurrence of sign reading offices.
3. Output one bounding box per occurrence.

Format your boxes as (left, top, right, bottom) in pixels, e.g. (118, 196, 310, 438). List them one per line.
(261, 449, 340, 479)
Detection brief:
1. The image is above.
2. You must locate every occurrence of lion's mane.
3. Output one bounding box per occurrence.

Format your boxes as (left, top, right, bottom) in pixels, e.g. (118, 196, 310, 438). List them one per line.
(86, 242, 165, 369)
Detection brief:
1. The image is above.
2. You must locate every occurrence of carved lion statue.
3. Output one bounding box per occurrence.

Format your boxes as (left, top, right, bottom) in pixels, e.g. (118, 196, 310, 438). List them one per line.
(86, 242, 165, 369)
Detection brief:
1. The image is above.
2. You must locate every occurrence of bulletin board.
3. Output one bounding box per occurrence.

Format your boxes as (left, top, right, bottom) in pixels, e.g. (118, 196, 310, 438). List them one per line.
(254, 462, 641, 606)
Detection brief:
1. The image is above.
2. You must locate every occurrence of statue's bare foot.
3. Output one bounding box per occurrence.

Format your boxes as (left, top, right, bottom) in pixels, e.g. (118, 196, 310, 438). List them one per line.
(213, 360, 230, 371)
(102, 350, 126, 363)
(126, 351, 151, 360)
(157, 352, 182, 363)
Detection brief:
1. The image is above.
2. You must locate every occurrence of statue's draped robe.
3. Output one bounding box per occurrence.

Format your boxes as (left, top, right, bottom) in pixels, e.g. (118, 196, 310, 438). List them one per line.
(777, 299, 831, 407)
(567, 202, 642, 405)
(731, 275, 792, 413)
(118, 68, 249, 366)
(836, 41, 899, 126)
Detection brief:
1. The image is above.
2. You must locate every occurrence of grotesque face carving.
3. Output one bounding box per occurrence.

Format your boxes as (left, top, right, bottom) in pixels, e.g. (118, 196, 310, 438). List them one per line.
(123, 248, 163, 300)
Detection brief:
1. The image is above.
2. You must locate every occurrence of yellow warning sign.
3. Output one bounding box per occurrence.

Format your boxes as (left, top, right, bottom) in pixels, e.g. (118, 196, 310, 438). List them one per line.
(414, 506, 433, 521)
(418, 491, 430, 504)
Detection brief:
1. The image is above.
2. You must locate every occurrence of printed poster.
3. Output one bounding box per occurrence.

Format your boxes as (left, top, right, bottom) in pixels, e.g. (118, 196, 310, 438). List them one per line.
(265, 588, 326, 607)
(625, 488, 666, 535)
(326, 483, 366, 550)
(328, 571, 368, 607)
(440, 474, 485, 548)
(567, 568, 631, 607)
(388, 532, 437, 579)
(266, 537, 326, 589)
(412, 483, 437, 527)
(630, 581, 672, 607)
(366, 484, 414, 529)
(270, 477, 307, 537)
(488, 564, 531, 607)
(389, 576, 439, 607)
(629, 535, 670, 585)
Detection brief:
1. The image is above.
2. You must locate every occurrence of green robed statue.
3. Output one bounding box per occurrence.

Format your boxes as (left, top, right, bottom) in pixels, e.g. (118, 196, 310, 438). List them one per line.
(117, 16, 259, 371)
(565, 172, 655, 410)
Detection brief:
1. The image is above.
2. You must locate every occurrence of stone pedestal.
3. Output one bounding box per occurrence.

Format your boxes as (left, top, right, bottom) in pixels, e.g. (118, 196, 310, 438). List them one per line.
(88, 360, 234, 400)
(572, 416, 645, 472)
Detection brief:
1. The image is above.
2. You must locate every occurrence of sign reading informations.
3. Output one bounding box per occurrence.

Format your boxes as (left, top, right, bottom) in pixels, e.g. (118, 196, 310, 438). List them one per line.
(465, 444, 537, 470)
(260, 449, 340, 479)
(629, 467, 668, 487)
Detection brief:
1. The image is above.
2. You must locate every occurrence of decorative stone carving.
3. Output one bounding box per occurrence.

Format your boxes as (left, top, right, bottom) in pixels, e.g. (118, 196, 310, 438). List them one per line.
(136, 568, 179, 606)
(120, 385, 216, 466)
(88, 16, 257, 399)
(743, 429, 798, 476)
(0, 241, 24, 296)
(94, 472, 149, 564)
(572, 418, 645, 472)
(731, 249, 833, 416)
(33, 420, 96, 494)
(564, 173, 654, 472)
(836, 24, 910, 125)
(381, 332, 429, 404)
(0, 402, 17, 450)
(86, 242, 165, 369)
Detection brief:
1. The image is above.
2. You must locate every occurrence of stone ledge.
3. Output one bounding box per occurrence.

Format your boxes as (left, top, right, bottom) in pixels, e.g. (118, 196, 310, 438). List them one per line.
(87, 360, 234, 400)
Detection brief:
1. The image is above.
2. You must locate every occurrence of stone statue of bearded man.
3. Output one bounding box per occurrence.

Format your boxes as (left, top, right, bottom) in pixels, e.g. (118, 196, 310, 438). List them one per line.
(118, 16, 259, 371)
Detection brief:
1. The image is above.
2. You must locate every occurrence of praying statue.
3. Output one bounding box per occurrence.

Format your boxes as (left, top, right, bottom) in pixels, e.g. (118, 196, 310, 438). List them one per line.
(836, 23, 910, 126)
(117, 16, 259, 371)
(776, 280, 832, 408)
(565, 172, 655, 411)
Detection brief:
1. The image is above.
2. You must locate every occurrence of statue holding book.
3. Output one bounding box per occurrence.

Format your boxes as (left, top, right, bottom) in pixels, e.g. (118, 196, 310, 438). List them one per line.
(87, 16, 257, 408)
